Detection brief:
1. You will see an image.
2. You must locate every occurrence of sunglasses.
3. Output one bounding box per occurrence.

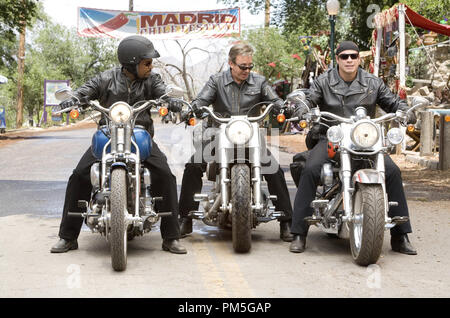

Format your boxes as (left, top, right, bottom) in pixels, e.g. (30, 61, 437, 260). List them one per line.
(142, 59, 153, 68)
(338, 53, 359, 60)
(235, 63, 254, 71)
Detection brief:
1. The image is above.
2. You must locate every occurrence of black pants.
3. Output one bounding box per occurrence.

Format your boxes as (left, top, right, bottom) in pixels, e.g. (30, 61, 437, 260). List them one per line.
(178, 150, 293, 222)
(58, 142, 181, 241)
(291, 138, 413, 236)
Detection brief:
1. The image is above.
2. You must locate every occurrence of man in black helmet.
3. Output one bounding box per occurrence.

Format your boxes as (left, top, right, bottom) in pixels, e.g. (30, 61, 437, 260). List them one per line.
(50, 35, 187, 254)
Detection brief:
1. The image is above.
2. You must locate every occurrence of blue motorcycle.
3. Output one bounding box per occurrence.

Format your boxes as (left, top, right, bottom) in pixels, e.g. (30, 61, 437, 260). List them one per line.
(54, 86, 183, 271)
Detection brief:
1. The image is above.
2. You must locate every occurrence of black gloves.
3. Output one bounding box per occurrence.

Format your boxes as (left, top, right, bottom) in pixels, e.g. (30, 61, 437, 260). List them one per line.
(168, 98, 183, 112)
(406, 111, 417, 125)
(58, 98, 77, 110)
(191, 103, 205, 118)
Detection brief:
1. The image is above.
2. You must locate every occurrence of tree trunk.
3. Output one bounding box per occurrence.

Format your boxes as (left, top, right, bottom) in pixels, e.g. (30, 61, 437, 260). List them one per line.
(265, 0, 270, 28)
(16, 21, 26, 128)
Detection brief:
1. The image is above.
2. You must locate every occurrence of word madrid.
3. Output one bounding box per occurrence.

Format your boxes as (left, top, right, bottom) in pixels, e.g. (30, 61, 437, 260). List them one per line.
(138, 12, 238, 35)
(178, 302, 272, 315)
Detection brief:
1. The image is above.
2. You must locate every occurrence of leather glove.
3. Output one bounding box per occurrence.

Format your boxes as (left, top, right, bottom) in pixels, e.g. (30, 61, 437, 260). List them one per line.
(272, 101, 284, 113)
(168, 98, 182, 112)
(58, 98, 77, 111)
(191, 103, 205, 118)
(406, 111, 417, 125)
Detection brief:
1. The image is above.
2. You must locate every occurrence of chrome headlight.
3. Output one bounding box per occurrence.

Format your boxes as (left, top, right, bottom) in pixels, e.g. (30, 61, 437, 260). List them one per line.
(110, 102, 132, 124)
(387, 127, 404, 145)
(327, 126, 343, 143)
(351, 122, 379, 148)
(226, 120, 253, 145)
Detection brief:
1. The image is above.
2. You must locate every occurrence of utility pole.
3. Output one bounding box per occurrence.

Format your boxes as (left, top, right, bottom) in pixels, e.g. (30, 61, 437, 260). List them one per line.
(129, 0, 133, 11)
(16, 21, 26, 128)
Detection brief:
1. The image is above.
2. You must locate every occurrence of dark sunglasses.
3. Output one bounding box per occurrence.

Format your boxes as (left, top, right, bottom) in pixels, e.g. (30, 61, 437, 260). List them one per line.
(338, 53, 359, 60)
(142, 59, 153, 67)
(235, 63, 254, 71)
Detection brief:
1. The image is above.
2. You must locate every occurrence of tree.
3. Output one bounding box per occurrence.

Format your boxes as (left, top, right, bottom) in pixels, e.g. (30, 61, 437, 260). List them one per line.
(242, 27, 305, 85)
(218, 0, 274, 27)
(0, 0, 40, 68)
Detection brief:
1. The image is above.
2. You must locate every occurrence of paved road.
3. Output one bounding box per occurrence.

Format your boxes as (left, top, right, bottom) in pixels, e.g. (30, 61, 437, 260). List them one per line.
(0, 122, 449, 298)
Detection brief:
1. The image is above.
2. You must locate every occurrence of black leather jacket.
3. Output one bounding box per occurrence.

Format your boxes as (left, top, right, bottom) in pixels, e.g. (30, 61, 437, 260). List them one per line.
(306, 67, 409, 137)
(73, 66, 167, 136)
(193, 69, 283, 119)
(308, 67, 409, 117)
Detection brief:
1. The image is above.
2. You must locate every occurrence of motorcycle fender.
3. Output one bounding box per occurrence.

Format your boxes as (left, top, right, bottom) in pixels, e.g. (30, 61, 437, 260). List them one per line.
(352, 169, 384, 185)
(111, 162, 128, 171)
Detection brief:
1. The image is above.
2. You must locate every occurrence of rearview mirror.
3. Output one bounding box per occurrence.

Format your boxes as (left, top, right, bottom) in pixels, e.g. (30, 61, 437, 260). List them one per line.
(409, 96, 429, 113)
(55, 87, 76, 102)
(165, 85, 185, 98)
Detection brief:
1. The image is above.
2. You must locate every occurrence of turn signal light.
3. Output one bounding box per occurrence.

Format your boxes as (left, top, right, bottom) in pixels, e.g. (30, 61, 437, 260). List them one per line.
(407, 124, 415, 132)
(69, 109, 79, 119)
(445, 115, 450, 122)
(189, 117, 196, 126)
(276, 114, 286, 123)
(299, 120, 308, 129)
(159, 107, 168, 116)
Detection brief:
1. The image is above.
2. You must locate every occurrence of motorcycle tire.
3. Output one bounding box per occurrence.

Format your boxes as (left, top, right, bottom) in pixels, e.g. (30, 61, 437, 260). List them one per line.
(110, 168, 128, 271)
(231, 164, 252, 253)
(349, 184, 385, 266)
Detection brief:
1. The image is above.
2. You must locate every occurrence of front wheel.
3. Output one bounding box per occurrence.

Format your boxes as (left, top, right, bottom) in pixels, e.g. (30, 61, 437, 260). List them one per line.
(349, 184, 385, 266)
(231, 164, 252, 253)
(110, 168, 128, 271)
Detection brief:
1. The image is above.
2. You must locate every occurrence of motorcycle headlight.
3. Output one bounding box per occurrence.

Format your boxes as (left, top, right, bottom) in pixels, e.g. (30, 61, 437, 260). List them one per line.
(226, 120, 253, 145)
(351, 122, 379, 149)
(387, 127, 404, 145)
(327, 126, 343, 143)
(110, 102, 132, 124)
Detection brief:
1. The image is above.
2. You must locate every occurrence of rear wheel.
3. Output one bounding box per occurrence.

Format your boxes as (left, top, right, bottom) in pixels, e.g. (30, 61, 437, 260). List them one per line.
(349, 184, 385, 266)
(110, 168, 128, 271)
(231, 164, 252, 253)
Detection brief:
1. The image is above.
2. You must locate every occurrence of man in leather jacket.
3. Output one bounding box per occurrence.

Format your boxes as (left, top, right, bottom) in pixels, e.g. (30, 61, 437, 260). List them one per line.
(50, 35, 187, 254)
(178, 43, 294, 242)
(289, 41, 417, 255)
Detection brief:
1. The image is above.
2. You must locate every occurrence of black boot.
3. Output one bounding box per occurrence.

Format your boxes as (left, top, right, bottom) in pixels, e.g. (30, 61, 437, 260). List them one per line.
(179, 217, 193, 238)
(50, 238, 78, 253)
(289, 235, 306, 253)
(391, 234, 417, 255)
(280, 221, 294, 242)
(162, 239, 187, 254)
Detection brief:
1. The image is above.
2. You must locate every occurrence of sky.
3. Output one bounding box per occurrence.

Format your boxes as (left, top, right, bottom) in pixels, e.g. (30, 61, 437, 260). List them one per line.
(40, 0, 265, 65)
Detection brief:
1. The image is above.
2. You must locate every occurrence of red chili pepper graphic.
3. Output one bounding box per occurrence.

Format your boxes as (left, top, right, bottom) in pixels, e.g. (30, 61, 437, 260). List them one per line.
(81, 13, 129, 36)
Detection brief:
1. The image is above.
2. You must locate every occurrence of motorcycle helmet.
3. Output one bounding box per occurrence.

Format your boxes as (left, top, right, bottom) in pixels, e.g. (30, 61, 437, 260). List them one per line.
(117, 35, 160, 77)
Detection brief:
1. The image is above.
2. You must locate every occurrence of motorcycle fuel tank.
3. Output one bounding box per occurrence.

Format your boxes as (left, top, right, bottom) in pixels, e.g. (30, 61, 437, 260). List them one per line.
(91, 126, 152, 161)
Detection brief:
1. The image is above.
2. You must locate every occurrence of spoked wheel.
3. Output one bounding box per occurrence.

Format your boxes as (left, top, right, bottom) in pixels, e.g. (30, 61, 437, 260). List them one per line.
(349, 184, 385, 266)
(231, 164, 252, 253)
(110, 168, 128, 271)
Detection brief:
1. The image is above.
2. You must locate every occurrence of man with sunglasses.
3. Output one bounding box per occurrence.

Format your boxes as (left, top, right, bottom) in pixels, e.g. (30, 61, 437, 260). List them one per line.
(178, 43, 294, 242)
(289, 41, 417, 255)
(50, 35, 187, 254)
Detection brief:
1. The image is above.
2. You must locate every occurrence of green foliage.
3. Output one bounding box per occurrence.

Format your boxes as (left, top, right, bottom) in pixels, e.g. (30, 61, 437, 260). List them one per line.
(242, 27, 304, 83)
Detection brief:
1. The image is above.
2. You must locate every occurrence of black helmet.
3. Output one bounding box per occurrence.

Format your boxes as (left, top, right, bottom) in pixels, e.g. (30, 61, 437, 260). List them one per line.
(118, 35, 160, 65)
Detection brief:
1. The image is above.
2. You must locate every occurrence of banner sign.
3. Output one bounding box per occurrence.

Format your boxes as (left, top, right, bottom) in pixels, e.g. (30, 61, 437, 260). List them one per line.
(78, 7, 240, 39)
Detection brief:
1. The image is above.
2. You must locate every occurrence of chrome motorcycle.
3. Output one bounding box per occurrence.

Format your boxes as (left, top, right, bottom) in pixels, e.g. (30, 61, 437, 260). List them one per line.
(287, 90, 427, 265)
(180, 102, 287, 253)
(54, 85, 183, 271)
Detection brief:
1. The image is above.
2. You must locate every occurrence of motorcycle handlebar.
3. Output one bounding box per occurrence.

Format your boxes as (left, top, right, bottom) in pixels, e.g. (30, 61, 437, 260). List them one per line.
(200, 103, 275, 124)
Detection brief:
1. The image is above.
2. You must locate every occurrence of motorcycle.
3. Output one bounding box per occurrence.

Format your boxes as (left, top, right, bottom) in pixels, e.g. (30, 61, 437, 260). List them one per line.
(178, 101, 288, 253)
(287, 90, 428, 265)
(53, 85, 184, 271)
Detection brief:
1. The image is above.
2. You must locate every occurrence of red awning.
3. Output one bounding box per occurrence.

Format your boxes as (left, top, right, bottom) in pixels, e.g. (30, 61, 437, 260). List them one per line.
(404, 4, 450, 36)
